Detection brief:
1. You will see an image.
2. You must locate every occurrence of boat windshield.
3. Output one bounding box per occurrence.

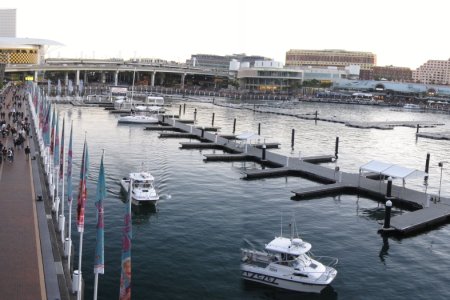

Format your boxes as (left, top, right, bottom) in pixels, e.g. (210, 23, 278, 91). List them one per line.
(134, 182, 153, 188)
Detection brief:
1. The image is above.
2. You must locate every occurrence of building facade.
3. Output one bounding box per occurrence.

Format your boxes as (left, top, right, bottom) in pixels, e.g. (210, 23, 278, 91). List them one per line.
(237, 60, 303, 92)
(186, 53, 269, 71)
(285, 49, 376, 70)
(412, 59, 450, 85)
(372, 66, 412, 81)
(0, 9, 16, 37)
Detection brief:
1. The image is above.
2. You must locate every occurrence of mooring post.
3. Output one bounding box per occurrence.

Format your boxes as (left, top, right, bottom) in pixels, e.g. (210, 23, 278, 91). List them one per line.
(334, 166, 340, 182)
(298, 151, 302, 161)
(258, 123, 261, 136)
(315, 110, 318, 120)
(183, 103, 186, 114)
(383, 200, 392, 229)
(233, 118, 236, 134)
(194, 108, 197, 123)
(201, 126, 205, 138)
(386, 176, 393, 198)
(335, 136, 339, 159)
(291, 129, 295, 150)
(162, 115, 165, 123)
(262, 144, 266, 161)
(179, 105, 182, 117)
(215, 132, 218, 143)
(286, 156, 289, 167)
(212, 113, 215, 127)
(416, 124, 420, 133)
(424, 153, 430, 182)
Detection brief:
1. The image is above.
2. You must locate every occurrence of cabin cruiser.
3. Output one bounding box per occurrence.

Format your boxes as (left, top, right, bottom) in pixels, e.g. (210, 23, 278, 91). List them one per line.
(403, 103, 421, 109)
(121, 171, 159, 205)
(241, 222, 338, 293)
(117, 113, 159, 124)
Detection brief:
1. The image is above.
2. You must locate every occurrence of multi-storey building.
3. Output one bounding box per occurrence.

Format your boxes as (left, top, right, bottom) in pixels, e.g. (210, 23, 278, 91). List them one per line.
(285, 49, 376, 70)
(372, 66, 412, 82)
(0, 9, 16, 37)
(186, 53, 269, 71)
(413, 59, 450, 85)
(237, 60, 303, 92)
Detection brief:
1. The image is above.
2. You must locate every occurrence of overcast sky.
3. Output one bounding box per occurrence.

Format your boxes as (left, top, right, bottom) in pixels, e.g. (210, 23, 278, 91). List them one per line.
(3, 0, 450, 69)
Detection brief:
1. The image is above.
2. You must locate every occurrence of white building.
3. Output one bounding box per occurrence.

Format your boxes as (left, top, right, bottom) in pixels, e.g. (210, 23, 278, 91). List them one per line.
(413, 59, 450, 85)
(236, 60, 303, 92)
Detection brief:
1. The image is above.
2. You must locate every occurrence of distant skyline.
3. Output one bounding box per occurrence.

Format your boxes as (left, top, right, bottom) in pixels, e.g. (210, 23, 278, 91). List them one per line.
(2, 0, 450, 69)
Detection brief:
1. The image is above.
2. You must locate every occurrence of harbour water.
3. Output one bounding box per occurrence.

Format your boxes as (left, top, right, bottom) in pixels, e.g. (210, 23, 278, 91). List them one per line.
(59, 100, 450, 300)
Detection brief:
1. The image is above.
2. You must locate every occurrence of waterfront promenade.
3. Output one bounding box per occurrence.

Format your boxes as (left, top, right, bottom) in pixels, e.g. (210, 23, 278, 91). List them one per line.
(0, 87, 70, 300)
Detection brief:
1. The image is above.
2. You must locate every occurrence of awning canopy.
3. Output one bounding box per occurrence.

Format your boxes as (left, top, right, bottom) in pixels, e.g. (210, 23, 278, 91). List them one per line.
(360, 160, 427, 180)
(236, 131, 262, 141)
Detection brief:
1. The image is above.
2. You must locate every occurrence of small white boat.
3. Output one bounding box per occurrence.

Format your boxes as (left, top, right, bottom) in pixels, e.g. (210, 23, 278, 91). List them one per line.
(403, 103, 421, 109)
(117, 114, 159, 124)
(241, 220, 338, 293)
(121, 171, 159, 205)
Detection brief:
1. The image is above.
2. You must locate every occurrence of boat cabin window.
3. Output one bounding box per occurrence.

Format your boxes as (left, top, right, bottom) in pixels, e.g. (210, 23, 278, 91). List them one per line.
(296, 273, 308, 278)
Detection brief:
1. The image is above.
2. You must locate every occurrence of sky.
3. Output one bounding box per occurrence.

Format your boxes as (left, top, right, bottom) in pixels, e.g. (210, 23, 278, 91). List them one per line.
(2, 0, 450, 69)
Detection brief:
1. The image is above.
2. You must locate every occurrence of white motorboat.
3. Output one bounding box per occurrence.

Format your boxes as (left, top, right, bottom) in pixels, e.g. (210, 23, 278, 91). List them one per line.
(121, 171, 159, 205)
(403, 103, 421, 109)
(117, 113, 159, 124)
(241, 221, 338, 293)
(117, 68, 160, 124)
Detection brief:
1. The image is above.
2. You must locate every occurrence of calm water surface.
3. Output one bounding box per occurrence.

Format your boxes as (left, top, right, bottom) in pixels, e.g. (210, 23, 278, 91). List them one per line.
(59, 100, 450, 300)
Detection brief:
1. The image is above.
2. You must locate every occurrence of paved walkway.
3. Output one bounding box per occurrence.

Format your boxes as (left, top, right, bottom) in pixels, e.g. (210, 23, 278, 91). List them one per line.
(0, 88, 46, 299)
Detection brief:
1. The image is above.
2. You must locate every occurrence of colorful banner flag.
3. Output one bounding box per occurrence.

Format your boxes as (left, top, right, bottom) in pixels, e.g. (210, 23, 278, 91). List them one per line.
(119, 180, 132, 300)
(67, 122, 73, 203)
(42, 104, 52, 147)
(94, 153, 106, 274)
(76, 140, 89, 233)
(53, 114, 60, 167)
(59, 118, 65, 180)
(50, 107, 56, 155)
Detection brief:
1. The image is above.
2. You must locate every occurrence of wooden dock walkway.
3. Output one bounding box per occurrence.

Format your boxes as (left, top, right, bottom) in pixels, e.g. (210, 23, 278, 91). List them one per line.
(152, 113, 450, 236)
(416, 131, 450, 141)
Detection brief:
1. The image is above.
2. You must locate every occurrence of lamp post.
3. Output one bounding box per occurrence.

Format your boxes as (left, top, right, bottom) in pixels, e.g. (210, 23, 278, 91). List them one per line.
(438, 161, 447, 201)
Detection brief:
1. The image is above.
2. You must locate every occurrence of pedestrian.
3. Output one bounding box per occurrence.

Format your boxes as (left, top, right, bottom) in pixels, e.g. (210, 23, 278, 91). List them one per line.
(25, 145, 30, 160)
(7, 147, 14, 163)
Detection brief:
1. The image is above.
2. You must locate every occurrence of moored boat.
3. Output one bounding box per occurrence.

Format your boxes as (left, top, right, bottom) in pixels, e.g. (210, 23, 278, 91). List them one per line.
(121, 171, 159, 205)
(241, 219, 338, 293)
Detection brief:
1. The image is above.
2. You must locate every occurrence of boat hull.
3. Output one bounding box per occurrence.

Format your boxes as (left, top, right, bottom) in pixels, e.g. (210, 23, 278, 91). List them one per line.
(118, 119, 159, 124)
(241, 267, 327, 293)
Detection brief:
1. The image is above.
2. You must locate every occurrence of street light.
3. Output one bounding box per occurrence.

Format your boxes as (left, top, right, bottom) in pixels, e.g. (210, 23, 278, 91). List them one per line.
(438, 161, 448, 201)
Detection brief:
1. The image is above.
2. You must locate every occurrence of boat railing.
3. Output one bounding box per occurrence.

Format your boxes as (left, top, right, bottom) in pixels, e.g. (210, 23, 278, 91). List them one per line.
(313, 255, 339, 268)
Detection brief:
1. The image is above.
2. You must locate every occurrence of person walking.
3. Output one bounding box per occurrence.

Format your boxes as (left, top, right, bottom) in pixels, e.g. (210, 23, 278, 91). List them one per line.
(24, 145, 30, 160)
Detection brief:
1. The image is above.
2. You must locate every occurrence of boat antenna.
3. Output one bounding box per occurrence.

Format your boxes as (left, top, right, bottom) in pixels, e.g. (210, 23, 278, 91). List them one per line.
(280, 214, 283, 237)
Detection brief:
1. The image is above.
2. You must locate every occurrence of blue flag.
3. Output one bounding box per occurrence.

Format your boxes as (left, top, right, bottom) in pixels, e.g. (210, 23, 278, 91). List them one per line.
(94, 153, 106, 274)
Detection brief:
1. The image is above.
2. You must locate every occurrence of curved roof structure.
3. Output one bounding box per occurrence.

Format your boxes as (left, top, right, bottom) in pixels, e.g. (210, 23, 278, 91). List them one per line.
(333, 79, 450, 96)
(0, 37, 63, 46)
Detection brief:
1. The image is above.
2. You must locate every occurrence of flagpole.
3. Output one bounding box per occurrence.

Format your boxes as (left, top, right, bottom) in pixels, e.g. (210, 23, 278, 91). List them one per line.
(59, 117, 66, 242)
(76, 136, 88, 300)
(93, 274, 99, 300)
(77, 231, 84, 300)
(93, 150, 106, 300)
(66, 121, 74, 269)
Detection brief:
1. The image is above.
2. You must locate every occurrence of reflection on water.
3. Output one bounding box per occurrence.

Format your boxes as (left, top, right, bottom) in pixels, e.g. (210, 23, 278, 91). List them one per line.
(242, 281, 338, 300)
